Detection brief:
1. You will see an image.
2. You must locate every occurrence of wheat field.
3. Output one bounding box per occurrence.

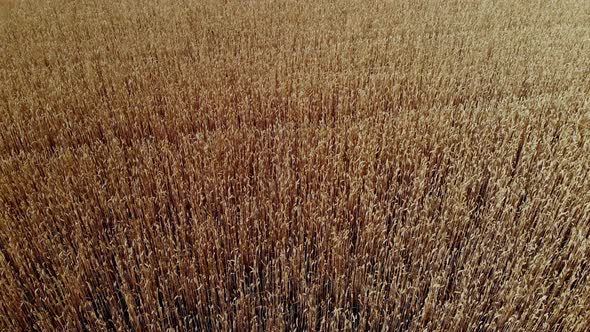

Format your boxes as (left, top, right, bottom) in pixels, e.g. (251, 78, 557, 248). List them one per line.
(1, 0, 590, 330)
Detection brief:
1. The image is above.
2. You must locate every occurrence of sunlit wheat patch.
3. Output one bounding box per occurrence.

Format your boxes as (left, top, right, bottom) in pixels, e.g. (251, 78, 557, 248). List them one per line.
(0, 0, 589, 331)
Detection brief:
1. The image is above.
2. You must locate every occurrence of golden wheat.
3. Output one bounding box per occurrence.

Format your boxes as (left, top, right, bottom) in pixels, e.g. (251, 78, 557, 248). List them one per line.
(1, 0, 589, 330)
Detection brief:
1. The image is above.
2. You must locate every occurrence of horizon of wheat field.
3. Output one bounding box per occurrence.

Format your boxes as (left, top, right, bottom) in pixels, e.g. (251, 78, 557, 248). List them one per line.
(1, 0, 590, 331)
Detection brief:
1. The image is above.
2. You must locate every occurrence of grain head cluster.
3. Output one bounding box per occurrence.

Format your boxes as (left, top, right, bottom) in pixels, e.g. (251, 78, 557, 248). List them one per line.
(1, 0, 589, 331)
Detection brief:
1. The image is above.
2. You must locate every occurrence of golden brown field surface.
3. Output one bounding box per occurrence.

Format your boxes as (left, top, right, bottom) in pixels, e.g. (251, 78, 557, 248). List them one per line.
(1, 0, 590, 330)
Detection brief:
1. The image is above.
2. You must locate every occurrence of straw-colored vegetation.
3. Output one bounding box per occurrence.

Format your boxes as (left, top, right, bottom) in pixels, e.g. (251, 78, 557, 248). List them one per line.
(1, 0, 590, 330)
